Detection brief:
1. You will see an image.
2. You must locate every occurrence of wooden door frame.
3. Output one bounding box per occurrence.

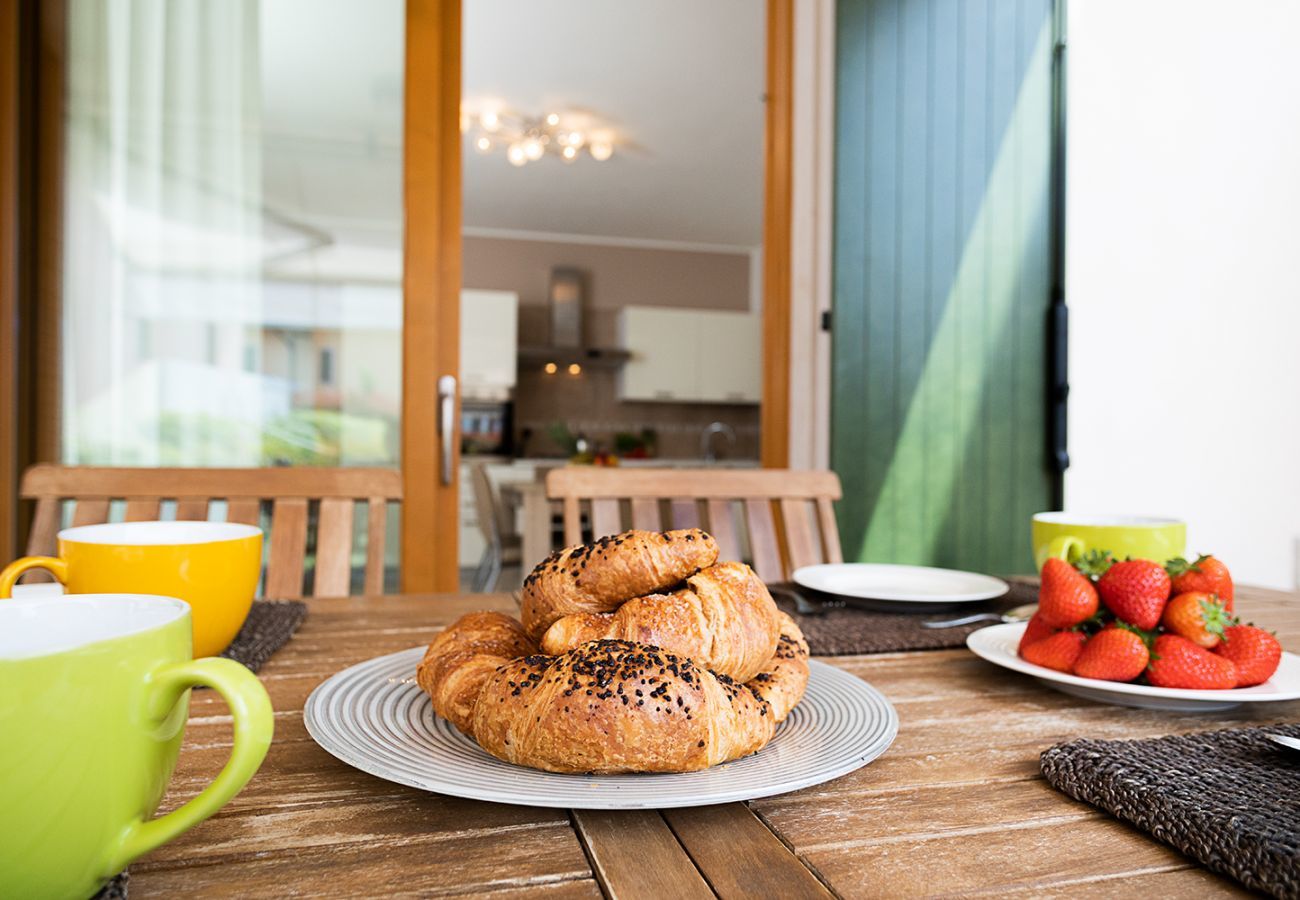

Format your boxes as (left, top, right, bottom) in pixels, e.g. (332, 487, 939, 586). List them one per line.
(762, 0, 795, 469)
(402, 0, 462, 592)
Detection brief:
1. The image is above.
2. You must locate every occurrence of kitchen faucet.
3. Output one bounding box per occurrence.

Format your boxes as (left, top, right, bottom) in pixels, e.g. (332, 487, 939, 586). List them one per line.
(700, 422, 738, 462)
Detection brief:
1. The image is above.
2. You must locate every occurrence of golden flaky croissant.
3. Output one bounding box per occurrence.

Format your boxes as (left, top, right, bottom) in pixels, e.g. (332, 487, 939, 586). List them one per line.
(519, 529, 719, 641)
(539, 562, 780, 682)
(417, 610, 809, 773)
(747, 612, 810, 723)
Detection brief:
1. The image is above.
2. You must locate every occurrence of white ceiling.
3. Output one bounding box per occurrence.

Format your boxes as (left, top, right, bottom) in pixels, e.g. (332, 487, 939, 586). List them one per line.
(259, 0, 766, 253)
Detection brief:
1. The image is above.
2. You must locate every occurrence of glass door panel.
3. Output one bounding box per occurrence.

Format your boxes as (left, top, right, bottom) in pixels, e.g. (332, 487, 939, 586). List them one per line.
(59, 0, 405, 468)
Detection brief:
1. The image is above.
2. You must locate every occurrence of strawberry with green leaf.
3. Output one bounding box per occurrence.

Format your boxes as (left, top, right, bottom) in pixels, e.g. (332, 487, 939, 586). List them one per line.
(1167, 554, 1234, 613)
(1161, 592, 1234, 648)
(1096, 559, 1171, 630)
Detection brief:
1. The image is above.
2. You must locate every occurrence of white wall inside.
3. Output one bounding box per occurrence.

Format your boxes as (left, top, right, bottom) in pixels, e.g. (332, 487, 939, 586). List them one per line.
(1065, 0, 1300, 588)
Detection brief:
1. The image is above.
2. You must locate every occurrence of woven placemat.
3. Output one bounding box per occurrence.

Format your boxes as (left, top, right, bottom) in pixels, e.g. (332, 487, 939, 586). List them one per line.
(219, 599, 308, 673)
(1041, 723, 1300, 898)
(780, 579, 1038, 655)
(90, 601, 305, 899)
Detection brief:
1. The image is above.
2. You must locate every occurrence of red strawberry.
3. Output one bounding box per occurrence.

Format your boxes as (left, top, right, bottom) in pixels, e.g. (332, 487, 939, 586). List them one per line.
(1214, 625, 1282, 687)
(1147, 634, 1237, 690)
(1097, 559, 1171, 630)
(1167, 554, 1234, 612)
(1021, 631, 1087, 673)
(1161, 592, 1234, 648)
(1018, 613, 1058, 655)
(1038, 558, 1099, 627)
(1072, 627, 1150, 682)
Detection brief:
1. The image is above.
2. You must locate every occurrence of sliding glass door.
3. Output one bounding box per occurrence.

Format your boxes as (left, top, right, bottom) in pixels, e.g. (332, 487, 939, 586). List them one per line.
(45, 0, 461, 589)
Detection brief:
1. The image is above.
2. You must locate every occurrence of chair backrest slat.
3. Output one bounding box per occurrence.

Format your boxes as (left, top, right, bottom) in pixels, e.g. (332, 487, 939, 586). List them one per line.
(71, 498, 109, 527)
(124, 498, 161, 521)
(590, 499, 621, 543)
(174, 498, 210, 521)
(546, 468, 843, 583)
(705, 498, 742, 562)
(816, 498, 844, 564)
(779, 498, 820, 572)
(744, 499, 784, 582)
(266, 497, 310, 600)
(363, 498, 388, 596)
(314, 497, 355, 598)
(630, 497, 661, 531)
(17, 465, 401, 598)
(670, 499, 701, 530)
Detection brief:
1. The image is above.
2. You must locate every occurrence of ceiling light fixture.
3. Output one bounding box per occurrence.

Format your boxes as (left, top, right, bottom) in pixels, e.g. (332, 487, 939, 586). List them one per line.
(463, 103, 617, 167)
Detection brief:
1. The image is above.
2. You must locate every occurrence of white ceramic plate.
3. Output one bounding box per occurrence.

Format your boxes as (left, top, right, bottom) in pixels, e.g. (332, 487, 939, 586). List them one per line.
(968, 622, 1300, 711)
(304, 647, 898, 809)
(793, 563, 1009, 604)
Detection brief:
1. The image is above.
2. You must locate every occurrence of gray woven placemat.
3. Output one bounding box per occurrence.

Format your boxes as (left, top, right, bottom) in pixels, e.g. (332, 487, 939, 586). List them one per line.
(1041, 723, 1300, 898)
(781, 580, 1037, 655)
(90, 600, 305, 899)
(219, 599, 308, 673)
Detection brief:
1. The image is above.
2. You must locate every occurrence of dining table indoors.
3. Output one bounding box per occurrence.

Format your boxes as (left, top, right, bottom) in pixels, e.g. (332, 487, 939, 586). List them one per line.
(130, 584, 1300, 898)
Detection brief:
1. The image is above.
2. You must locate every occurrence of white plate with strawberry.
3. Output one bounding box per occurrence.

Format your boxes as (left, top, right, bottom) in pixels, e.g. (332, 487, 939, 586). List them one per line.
(966, 553, 1300, 711)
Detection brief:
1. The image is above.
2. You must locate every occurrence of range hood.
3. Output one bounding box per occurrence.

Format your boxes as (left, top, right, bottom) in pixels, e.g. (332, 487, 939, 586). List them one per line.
(517, 267, 630, 368)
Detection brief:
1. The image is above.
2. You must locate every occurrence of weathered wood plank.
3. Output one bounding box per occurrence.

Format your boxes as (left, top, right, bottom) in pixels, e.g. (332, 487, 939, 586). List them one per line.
(571, 810, 713, 900)
(664, 803, 831, 898)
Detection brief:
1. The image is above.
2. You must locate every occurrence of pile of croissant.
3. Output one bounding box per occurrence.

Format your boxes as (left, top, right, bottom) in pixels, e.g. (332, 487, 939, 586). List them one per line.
(417, 528, 810, 774)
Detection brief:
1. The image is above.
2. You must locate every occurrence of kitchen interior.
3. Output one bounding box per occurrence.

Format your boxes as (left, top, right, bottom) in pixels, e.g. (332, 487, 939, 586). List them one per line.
(457, 1, 766, 586)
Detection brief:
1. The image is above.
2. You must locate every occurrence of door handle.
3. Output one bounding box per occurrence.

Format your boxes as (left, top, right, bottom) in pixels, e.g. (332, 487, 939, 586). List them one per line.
(437, 375, 457, 486)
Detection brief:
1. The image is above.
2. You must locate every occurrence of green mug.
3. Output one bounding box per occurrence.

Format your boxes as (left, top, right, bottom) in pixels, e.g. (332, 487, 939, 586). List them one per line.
(1031, 512, 1187, 570)
(0, 594, 274, 899)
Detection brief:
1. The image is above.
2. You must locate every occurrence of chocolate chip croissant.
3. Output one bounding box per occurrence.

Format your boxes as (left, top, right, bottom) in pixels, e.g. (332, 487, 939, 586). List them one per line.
(417, 610, 809, 774)
(539, 562, 780, 682)
(519, 529, 719, 642)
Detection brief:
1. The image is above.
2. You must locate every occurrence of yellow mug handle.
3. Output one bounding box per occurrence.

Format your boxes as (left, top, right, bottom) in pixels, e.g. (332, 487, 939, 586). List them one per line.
(1046, 535, 1087, 563)
(106, 657, 274, 873)
(0, 556, 70, 597)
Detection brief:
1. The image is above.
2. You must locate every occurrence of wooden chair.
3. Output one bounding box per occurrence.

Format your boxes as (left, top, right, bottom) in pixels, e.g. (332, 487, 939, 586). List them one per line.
(467, 462, 521, 592)
(18, 464, 402, 598)
(545, 467, 843, 583)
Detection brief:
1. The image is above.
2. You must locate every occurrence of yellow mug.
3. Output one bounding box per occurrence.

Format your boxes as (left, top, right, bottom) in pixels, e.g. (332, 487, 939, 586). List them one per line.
(0, 521, 263, 657)
(1031, 512, 1186, 571)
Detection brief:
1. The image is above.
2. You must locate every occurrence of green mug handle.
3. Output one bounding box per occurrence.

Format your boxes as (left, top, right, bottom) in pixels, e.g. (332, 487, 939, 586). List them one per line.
(1047, 535, 1087, 563)
(106, 657, 274, 873)
(0, 556, 70, 597)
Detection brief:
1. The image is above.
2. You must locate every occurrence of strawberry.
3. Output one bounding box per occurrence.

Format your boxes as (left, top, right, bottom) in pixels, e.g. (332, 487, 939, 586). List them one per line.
(1214, 625, 1283, 687)
(1018, 612, 1058, 655)
(1096, 559, 1171, 630)
(1160, 592, 1234, 648)
(1038, 558, 1099, 627)
(1072, 627, 1149, 682)
(1021, 631, 1087, 673)
(1147, 634, 1237, 690)
(1167, 555, 1235, 612)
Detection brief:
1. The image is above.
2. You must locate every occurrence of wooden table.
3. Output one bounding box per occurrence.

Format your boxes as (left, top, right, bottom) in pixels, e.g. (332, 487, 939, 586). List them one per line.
(134, 586, 1300, 897)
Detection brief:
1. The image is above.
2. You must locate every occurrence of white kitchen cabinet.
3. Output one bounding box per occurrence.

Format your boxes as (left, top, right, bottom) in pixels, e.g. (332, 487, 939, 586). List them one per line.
(460, 290, 518, 401)
(618, 307, 760, 404)
(695, 310, 762, 403)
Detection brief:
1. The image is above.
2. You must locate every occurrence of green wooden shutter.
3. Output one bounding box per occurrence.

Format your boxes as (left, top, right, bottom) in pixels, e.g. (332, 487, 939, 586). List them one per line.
(832, 0, 1057, 574)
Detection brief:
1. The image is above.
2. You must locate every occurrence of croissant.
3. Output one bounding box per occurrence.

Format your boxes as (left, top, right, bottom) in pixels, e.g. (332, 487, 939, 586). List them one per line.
(418, 610, 810, 773)
(747, 612, 810, 723)
(416, 611, 537, 734)
(539, 562, 780, 682)
(520, 529, 719, 641)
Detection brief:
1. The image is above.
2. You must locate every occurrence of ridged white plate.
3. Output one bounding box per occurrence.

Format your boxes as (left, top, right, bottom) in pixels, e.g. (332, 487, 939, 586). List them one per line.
(969, 622, 1300, 711)
(793, 563, 1008, 604)
(305, 648, 898, 809)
